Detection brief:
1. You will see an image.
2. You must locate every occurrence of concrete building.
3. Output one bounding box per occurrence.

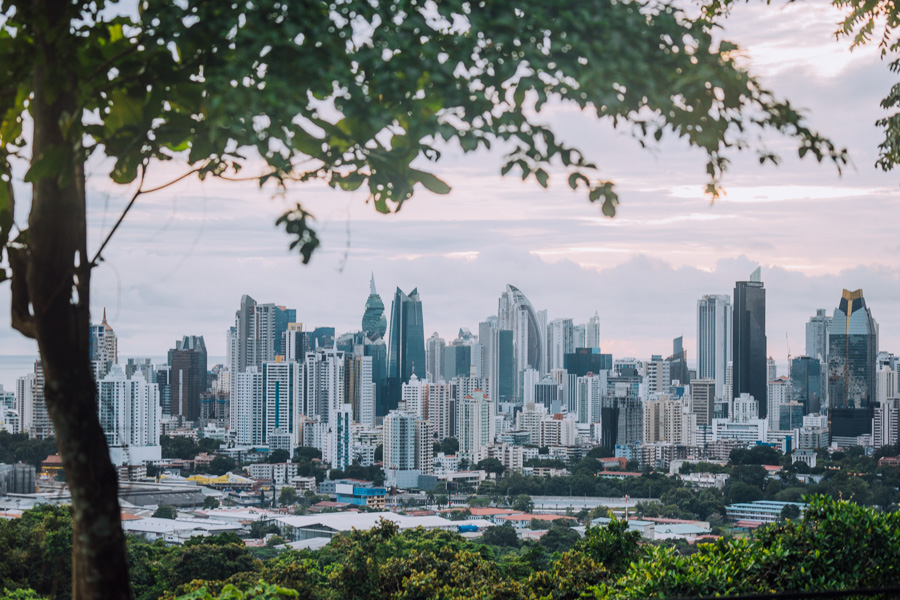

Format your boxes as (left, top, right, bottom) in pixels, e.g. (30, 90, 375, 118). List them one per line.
(457, 390, 494, 460)
(97, 365, 162, 466)
(697, 294, 732, 399)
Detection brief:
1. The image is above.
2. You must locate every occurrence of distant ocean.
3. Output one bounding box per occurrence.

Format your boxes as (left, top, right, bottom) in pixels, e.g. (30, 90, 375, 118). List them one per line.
(0, 354, 226, 392)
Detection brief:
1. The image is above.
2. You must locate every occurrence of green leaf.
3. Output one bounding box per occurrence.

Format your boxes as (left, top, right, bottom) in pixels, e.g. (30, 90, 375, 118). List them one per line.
(106, 90, 144, 132)
(24, 146, 68, 183)
(412, 170, 451, 195)
(535, 168, 549, 188)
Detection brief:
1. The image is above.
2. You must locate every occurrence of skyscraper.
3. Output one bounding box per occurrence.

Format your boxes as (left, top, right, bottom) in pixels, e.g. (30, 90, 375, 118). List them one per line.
(386, 288, 426, 411)
(806, 308, 832, 363)
(228, 296, 293, 396)
(170, 335, 207, 422)
(732, 268, 767, 418)
(361, 274, 387, 341)
(425, 332, 445, 382)
(90, 308, 118, 380)
(697, 294, 732, 399)
(498, 284, 545, 397)
(586, 311, 601, 349)
(791, 356, 823, 415)
(546, 318, 574, 372)
(97, 365, 161, 465)
(667, 336, 690, 387)
(828, 289, 878, 443)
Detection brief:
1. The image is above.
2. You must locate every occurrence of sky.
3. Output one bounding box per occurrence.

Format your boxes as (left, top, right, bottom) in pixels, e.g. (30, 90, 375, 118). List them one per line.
(1, 1, 898, 380)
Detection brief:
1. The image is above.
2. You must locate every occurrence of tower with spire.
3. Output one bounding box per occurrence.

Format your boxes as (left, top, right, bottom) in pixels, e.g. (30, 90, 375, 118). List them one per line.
(90, 308, 118, 379)
(362, 274, 387, 341)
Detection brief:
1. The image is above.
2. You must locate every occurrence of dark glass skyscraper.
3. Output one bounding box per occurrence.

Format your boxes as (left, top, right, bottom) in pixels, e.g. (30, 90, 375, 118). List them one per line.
(732, 268, 768, 418)
(828, 289, 877, 442)
(170, 335, 208, 422)
(564, 348, 613, 377)
(386, 287, 426, 410)
(791, 356, 823, 415)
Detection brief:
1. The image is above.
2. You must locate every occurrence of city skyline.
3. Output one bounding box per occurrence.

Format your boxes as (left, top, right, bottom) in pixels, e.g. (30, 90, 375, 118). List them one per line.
(0, 3, 898, 366)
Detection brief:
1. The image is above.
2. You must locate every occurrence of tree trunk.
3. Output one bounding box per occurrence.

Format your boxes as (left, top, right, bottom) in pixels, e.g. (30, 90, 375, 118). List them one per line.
(23, 1, 133, 598)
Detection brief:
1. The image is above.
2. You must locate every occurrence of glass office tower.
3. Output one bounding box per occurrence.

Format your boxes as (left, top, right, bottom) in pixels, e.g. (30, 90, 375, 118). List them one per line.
(732, 268, 768, 418)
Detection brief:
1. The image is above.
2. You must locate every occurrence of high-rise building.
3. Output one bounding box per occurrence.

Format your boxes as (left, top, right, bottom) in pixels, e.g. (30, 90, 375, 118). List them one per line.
(481, 321, 515, 404)
(690, 378, 716, 427)
(644, 396, 688, 444)
(457, 389, 494, 460)
(697, 294, 732, 399)
(169, 335, 207, 422)
(442, 343, 472, 380)
(575, 373, 604, 424)
(262, 361, 302, 450)
(874, 397, 900, 449)
(586, 312, 601, 349)
(498, 285, 545, 388)
(233, 367, 264, 445)
(425, 332, 445, 383)
(325, 403, 353, 470)
(361, 274, 388, 341)
(15, 373, 34, 435)
(387, 288, 426, 410)
(364, 341, 388, 418)
(645, 355, 672, 399)
(383, 406, 434, 483)
(791, 356, 823, 415)
(97, 365, 161, 465)
(767, 376, 792, 430)
(547, 318, 574, 372)
(667, 336, 690, 387)
(732, 268, 767, 418)
(284, 322, 308, 363)
(31, 360, 52, 440)
(350, 355, 375, 428)
(303, 347, 345, 423)
(828, 289, 878, 443)
(90, 308, 118, 380)
(564, 348, 612, 377)
(806, 308, 832, 363)
(767, 357, 777, 382)
(228, 296, 293, 396)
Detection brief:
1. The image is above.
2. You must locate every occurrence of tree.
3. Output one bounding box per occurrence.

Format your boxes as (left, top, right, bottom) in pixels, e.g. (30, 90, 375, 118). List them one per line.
(202, 496, 220, 510)
(207, 456, 236, 477)
(267, 450, 290, 464)
(440, 438, 460, 456)
(539, 524, 581, 554)
(480, 524, 520, 549)
(152, 505, 177, 520)
(0, 2, 849, 597)
(780, 503, 802, 522)
(475, 457, 506, 478)
(278, 487, 298, 507)
(512, 494, 535, 513)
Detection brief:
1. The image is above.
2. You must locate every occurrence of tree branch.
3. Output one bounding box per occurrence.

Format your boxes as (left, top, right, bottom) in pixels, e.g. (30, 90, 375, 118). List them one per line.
(9, 245, 35, 339)
(89, 165, 200, 267)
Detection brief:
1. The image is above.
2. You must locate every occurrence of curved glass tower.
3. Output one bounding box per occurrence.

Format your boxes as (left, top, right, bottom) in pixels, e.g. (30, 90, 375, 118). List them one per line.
(361, 274, 387, 341)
